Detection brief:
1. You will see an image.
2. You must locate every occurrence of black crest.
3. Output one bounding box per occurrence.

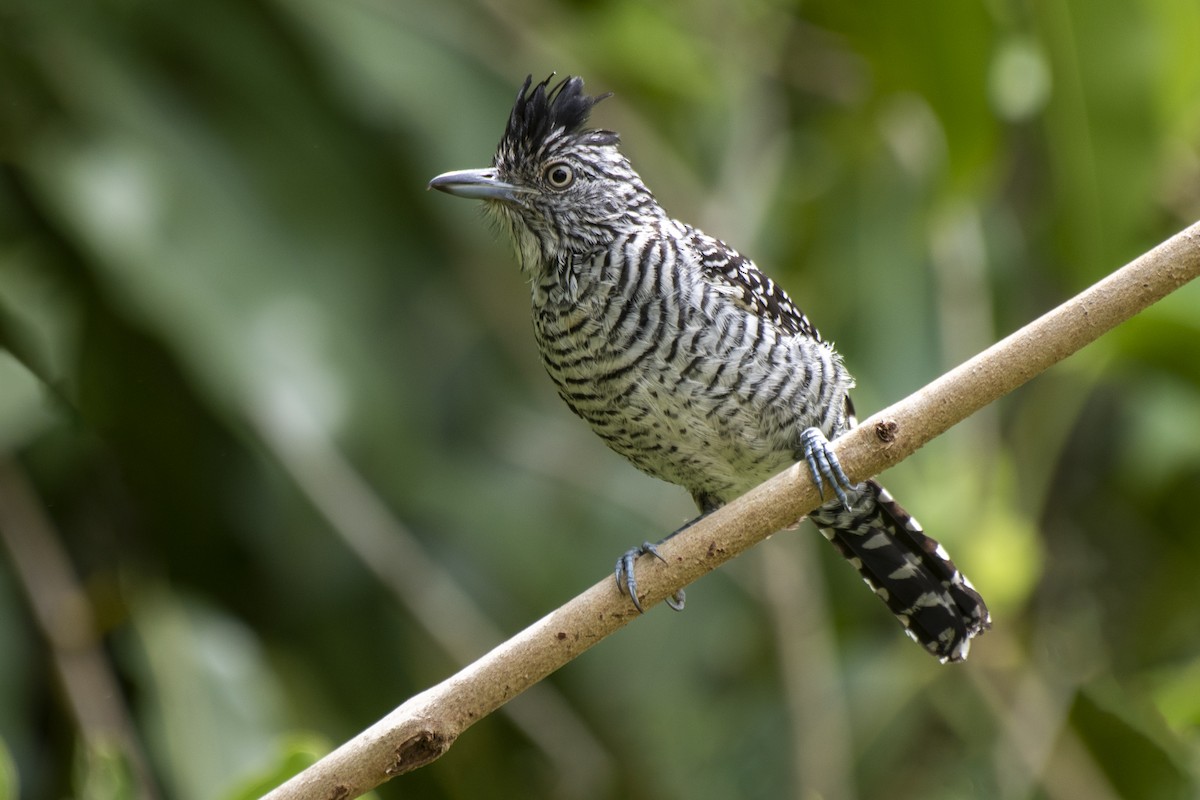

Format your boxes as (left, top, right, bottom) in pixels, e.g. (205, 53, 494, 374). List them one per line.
(499, 75, 617, 161)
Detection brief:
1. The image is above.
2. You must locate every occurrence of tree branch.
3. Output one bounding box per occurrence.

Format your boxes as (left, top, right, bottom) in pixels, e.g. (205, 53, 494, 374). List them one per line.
(263, 221, 1200, 800)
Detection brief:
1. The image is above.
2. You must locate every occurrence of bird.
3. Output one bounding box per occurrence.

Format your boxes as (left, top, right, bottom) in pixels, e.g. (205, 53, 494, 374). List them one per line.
(429, 74, 990, 662)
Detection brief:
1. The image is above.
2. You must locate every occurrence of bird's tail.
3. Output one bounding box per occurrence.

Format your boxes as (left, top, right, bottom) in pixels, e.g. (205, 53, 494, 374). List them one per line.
(808, 479, 990, 663)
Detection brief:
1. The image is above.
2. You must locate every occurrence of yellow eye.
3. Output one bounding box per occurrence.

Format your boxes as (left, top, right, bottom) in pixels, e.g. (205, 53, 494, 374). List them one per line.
(544, 163, 574, 189)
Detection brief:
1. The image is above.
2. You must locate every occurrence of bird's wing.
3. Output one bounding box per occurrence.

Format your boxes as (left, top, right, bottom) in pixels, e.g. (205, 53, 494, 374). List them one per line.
(684, 227, 822, 341)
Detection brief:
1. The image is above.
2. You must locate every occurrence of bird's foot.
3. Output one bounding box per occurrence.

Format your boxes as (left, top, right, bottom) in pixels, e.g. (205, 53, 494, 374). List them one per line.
(799, 427, 856, 510)
(615, 543, 685, 612)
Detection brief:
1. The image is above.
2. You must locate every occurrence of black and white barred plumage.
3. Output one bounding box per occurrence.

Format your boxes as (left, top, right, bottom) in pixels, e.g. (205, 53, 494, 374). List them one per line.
(430, 75, 989, 662)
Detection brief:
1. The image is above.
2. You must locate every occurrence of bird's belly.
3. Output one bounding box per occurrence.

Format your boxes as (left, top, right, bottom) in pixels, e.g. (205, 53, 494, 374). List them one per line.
(553, 351, 799, 502)
(610, 416, 796, 503)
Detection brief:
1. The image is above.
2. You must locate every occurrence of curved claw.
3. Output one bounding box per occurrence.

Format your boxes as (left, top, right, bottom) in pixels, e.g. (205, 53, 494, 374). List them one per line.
(800, 427, 855, 510)
(615, 542, 659, 612)
(615, 542, 684, 612)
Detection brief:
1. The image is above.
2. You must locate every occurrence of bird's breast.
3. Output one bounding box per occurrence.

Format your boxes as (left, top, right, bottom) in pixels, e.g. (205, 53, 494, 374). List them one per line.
(530, 283, 805, 501)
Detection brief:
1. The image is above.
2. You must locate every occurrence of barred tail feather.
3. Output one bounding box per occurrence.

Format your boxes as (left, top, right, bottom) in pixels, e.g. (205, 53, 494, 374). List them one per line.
(809, 479, 990, 663)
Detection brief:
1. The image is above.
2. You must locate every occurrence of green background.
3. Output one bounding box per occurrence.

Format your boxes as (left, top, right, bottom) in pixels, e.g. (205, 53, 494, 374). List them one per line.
(2, 0, 1200, 798)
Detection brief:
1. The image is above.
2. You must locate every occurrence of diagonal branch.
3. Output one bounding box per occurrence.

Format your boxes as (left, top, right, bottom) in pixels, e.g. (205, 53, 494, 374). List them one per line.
(264, 221, 1200, 800)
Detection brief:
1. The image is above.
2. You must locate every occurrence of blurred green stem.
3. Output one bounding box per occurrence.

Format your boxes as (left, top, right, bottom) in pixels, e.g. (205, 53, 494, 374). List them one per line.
(0, 459, 160, 800)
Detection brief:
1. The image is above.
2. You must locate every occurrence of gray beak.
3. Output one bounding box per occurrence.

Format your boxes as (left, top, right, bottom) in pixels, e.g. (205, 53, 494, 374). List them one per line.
(428, 168, 528, 202)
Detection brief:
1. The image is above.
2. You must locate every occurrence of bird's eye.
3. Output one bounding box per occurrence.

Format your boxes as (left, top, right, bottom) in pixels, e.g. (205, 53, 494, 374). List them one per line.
(544, 163, 574, 189)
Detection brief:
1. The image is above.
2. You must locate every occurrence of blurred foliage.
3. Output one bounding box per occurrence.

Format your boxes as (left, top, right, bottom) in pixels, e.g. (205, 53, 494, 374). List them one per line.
(1, 0, 1200, 798)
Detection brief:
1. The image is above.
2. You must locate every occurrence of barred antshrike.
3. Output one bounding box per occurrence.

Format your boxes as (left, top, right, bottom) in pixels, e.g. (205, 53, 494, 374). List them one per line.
(430, 75, 990, 662)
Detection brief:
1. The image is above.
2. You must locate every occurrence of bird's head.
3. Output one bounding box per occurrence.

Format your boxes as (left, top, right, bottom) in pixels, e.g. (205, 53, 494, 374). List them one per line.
(430, 75, 659, 274)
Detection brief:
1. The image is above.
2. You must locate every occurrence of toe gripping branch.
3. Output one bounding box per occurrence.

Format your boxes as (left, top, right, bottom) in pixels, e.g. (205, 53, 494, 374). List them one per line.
(799, 426, 855, 510)
(613, 428, 852, 614)
(614, 518, 698, 613)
